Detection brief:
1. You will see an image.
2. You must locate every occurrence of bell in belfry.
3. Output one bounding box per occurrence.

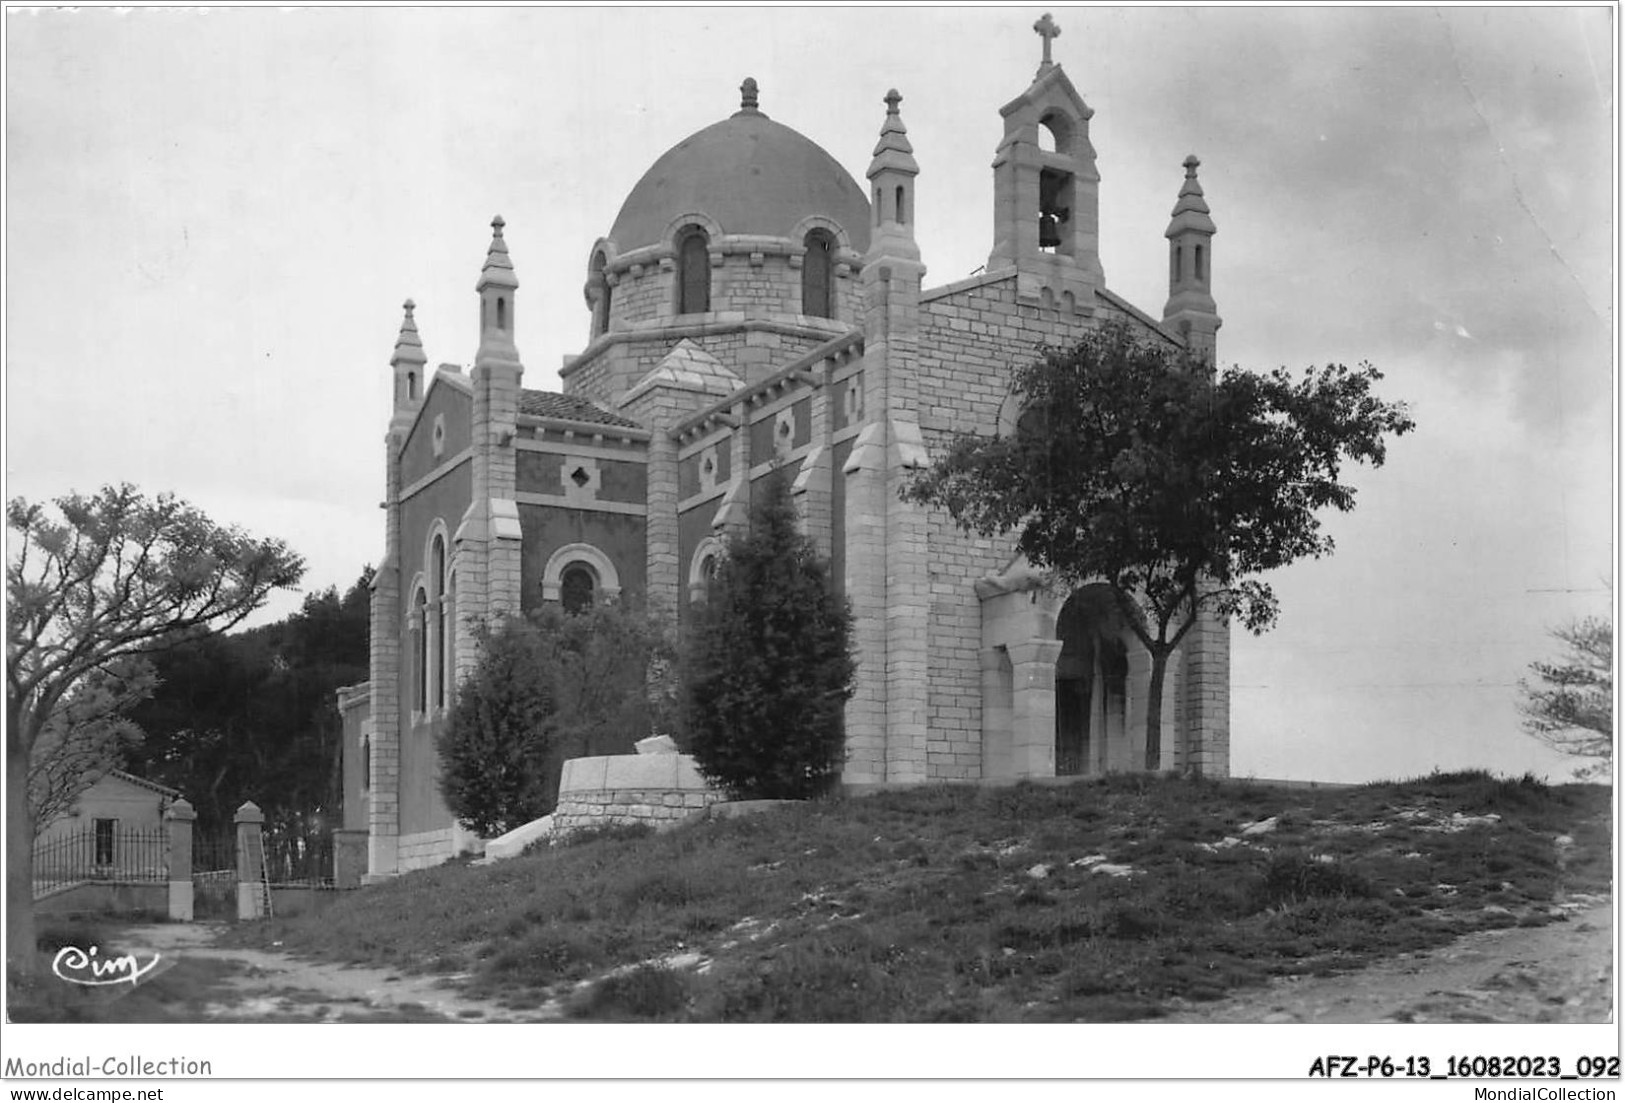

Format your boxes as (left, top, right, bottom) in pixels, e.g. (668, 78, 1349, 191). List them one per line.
(1039, 212, 1061, 248)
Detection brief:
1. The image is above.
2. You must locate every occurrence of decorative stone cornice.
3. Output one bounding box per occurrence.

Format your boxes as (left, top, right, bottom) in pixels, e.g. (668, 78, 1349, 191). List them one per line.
(670, 330, 864, 442)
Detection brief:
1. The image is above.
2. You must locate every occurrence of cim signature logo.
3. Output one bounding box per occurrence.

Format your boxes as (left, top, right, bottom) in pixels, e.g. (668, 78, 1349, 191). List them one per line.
(51, 945, 162, 987)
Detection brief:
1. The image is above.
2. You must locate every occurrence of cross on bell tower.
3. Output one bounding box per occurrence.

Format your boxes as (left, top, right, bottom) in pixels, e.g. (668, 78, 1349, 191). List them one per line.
(1034, 12, 1060, 73)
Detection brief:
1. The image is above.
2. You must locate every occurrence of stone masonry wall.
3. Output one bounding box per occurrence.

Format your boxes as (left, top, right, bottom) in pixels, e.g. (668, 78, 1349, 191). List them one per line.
(552, 753, 722, 835)
(551, 788, 720, 833)
(396, 827, 458, 872)
(915, 272, 1229, 780)
(916, 273, 1100, 780)
(605, 251, 863, 337)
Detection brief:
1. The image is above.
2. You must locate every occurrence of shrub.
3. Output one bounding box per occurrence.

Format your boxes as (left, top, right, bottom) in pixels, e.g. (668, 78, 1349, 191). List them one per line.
(438, 603, 681, 837)
(437, 618, 556, 837)
(570, 964, 689, 1021)
(683, 471, 856, 799)
(532, 600, 683, 769)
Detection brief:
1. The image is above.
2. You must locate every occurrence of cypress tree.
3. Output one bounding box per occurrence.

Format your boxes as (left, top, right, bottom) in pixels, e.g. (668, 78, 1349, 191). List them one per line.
(684, 472, 856, 799)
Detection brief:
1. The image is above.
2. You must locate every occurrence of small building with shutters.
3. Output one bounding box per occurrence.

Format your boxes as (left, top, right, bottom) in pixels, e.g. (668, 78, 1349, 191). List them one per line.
(35, 769, 179, 873)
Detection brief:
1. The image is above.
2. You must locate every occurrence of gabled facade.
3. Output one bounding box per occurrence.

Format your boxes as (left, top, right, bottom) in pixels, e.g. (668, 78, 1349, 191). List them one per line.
(355, 19, 1231, 876)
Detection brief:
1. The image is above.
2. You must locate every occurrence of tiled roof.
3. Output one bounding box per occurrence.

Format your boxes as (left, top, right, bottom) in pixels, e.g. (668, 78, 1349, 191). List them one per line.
(518, 390, 644, 429)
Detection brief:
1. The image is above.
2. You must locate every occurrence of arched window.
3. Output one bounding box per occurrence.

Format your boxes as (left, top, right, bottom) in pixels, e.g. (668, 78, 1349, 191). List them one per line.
(406, 371, 418, 401)
(432, 536, 447, 709)
(801, 229, 835, 318)
(895, 185, 907, 226)
(360, 736, 372, 793)
(677, 226, 710, 314)
(561, 563, 596, 614)
(1038, 112, 1074, 155)
(412, 587, 428, 713)
(443, 559, 456, 706)
(542, 542, 620, 605)
(1194, 244, 1206, 282)
(1038, 167, 1073, 253)
(497, 296, 507, 331)
(688, 535, 727, 606)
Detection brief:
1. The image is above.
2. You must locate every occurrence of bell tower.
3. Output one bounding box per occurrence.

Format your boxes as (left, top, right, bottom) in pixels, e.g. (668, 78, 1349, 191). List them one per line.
(987, 12, 1103, 310)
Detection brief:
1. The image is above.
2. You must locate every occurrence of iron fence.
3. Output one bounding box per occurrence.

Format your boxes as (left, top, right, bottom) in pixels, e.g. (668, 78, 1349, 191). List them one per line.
(32, 825, 168, 896)
(265, 830, 333, 887)
(192, 831, 236, 877)
(191, 827, 333, 886)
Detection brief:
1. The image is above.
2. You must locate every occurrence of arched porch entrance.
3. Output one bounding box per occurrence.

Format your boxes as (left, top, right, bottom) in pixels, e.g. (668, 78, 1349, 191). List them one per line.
(1054, 585, 1130, 776)
(976, 555, 1179, 780)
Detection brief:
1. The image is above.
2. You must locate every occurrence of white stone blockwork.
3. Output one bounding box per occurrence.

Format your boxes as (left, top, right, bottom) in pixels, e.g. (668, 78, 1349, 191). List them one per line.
(395, 828, 457, 872)
(553, 753, 722, 834)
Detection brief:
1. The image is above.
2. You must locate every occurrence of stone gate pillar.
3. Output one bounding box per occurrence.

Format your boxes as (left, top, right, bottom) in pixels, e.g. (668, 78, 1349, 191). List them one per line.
(234, 801, 266, 921)
(164, 799, 195, 922)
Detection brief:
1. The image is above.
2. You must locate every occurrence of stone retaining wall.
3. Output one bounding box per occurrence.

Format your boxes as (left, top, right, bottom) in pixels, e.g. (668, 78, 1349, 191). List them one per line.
(35, 882, 168, 919)
(552, 753, 722, 833)
(396, 827, 458, 871)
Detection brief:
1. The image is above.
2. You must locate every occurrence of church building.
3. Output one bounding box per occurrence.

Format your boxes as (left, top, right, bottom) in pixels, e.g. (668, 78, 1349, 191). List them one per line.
(352, 16, 1231, 876)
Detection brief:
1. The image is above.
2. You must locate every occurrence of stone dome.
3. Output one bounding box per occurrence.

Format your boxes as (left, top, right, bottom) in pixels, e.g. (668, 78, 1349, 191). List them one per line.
(608, 87, 871, 254)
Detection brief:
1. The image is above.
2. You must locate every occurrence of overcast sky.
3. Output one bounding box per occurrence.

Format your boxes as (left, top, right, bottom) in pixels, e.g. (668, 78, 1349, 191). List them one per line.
(5, 6, 1615, 785)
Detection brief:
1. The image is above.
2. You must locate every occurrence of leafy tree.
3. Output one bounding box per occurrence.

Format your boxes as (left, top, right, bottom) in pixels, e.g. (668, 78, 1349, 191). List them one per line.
(123, 626, 277, 827)
(437, 617, 556, 837)
(438, 600, 680, 837)
(532, 600, 683, 768)
(1520, 616, 1612, 781)
(126, 570, 372, 872)
(904, 321, 1414, 770)
(27, 657, 157, 835)
(7, 484, 303, 977)
(684, 472, 856, 799)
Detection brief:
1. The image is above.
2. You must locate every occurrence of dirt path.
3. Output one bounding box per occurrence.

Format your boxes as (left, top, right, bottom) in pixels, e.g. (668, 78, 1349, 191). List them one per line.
(1163, 896, 1615, 1024)
(123, 898, 1613, 1024)
(119, 923, 556, 1023)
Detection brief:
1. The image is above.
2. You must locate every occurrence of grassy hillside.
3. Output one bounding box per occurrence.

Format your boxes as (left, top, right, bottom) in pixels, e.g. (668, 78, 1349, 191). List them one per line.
(235, 771, 1612, 1022)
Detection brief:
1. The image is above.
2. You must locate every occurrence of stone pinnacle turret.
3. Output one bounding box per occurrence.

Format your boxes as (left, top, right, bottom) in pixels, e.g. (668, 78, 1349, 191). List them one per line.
(1162, 155, 1220, 359)
(390, 298, 427, 418)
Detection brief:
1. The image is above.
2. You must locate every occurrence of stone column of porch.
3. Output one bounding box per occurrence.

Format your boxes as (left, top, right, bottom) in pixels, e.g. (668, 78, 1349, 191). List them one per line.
(979, 647, 1013, 780)
(1006, 638, 1063, 778)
